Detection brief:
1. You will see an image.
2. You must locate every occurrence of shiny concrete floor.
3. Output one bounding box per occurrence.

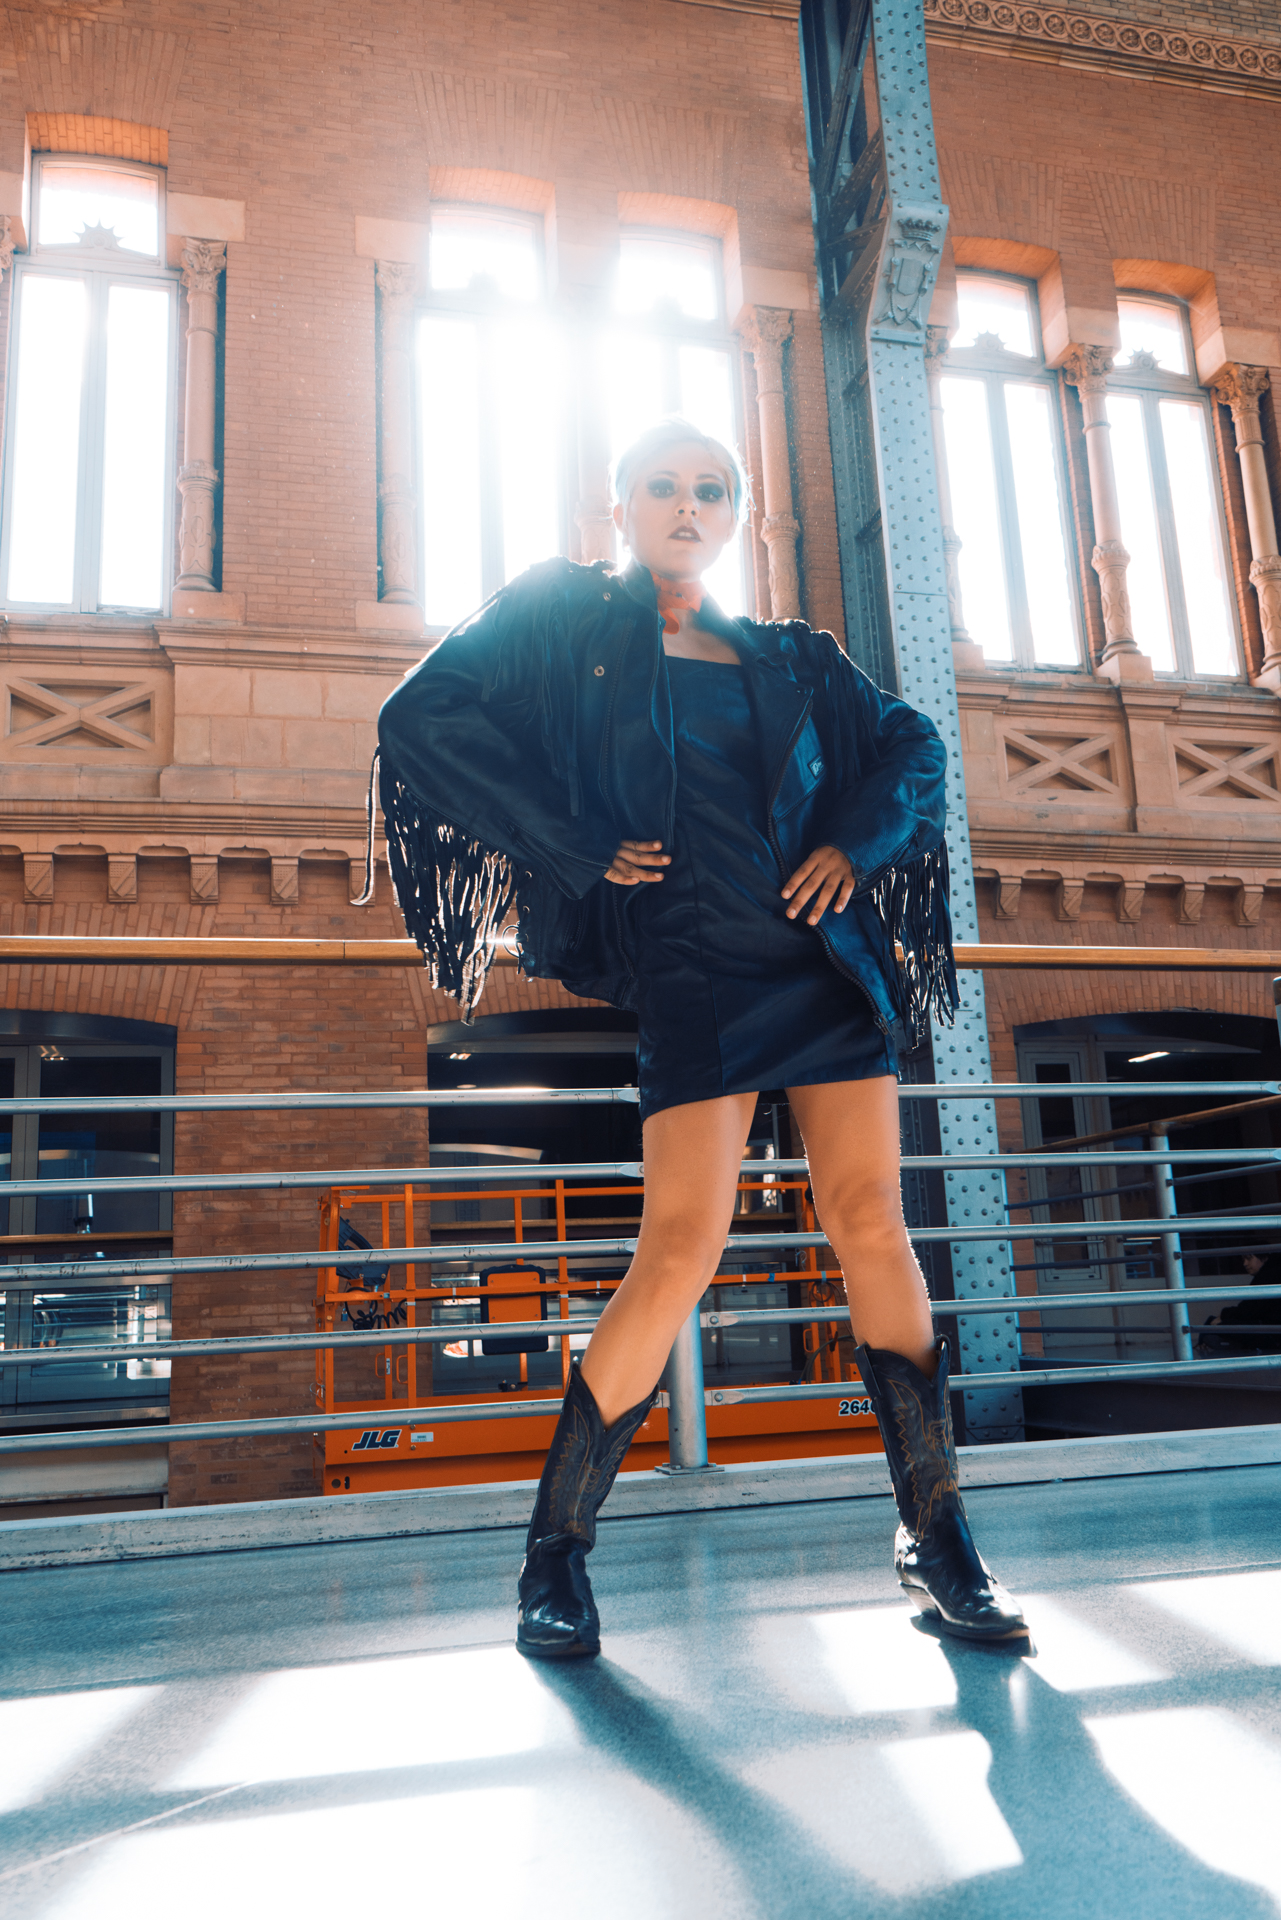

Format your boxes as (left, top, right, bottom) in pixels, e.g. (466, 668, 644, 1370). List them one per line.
(3, 1465, 1281, 1919)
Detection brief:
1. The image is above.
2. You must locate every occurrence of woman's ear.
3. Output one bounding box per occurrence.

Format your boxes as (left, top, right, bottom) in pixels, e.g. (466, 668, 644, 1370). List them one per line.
(612, 500, 626, 534)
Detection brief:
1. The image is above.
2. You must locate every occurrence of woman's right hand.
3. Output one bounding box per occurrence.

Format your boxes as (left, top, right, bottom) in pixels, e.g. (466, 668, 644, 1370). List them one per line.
(605, 840, 669, 885)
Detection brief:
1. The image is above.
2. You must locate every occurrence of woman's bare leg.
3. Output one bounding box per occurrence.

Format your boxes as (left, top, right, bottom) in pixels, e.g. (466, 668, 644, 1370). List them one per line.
(579, 1092, 756, 1425)
(787, 1077, 936, 1373)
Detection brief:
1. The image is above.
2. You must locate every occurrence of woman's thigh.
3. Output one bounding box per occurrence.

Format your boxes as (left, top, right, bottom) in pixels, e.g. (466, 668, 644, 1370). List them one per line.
(635, 1091, 757, 1262)
(786, 1077, 905, 1220)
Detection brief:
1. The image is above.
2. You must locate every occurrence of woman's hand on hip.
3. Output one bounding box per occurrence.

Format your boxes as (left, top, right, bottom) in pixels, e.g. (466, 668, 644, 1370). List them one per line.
(605, 840, 670, 885)
(782, 845, 857, 924)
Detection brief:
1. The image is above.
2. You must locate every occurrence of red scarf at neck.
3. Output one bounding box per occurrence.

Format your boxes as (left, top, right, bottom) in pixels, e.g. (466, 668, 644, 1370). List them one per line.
(655, 574, 705, 637)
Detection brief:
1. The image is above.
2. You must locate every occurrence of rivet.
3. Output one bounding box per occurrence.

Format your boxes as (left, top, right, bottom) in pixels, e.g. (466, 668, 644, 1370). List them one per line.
(594, 664, 605, 676)
(603, 591, 611, 600)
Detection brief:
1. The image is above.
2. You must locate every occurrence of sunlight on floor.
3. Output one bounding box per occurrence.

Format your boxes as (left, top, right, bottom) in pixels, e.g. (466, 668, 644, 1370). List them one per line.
(167, 1646, 576, 1788)
(742, 1729, 1022, 1893)
(1017, 1594, 1168, 1693)
(1134, 1569, 1281, 1668)
(35, 1772, 746, 1920)
(1086, 1706, 1281, 1905)
(750, 1606, 958, 1717)
(0, 1687, 158, 1816)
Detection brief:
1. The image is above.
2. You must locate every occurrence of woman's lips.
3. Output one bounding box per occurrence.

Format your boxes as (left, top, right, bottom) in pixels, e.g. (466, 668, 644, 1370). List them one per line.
(670, 527, 701, 540)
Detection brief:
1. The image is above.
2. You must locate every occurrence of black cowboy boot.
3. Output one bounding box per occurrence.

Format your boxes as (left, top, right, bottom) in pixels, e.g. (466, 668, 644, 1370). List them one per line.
(516, 1360, 655, 1660)
(856, 1337, 1029, 1645)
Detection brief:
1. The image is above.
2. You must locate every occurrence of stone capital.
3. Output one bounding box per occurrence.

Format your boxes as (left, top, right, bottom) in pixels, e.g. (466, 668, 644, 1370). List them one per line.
(740, 306, 793, 389)
(924, 323, 950, 381)
(181, 240, 227, 297)
(376, 259, 418, 303)
(1212, 363, 1270, 444)
(0, 215, 14, 281)
(1062, 344, 1114, 395)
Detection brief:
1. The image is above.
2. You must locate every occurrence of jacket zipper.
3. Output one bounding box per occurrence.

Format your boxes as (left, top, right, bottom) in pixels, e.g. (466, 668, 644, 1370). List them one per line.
(764, 688, 891, 1035)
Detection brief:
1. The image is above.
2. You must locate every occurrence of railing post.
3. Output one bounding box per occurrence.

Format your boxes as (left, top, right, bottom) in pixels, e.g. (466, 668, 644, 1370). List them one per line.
(1151, 1128, 1193, 1363)
(656, 1303, 721, 1474)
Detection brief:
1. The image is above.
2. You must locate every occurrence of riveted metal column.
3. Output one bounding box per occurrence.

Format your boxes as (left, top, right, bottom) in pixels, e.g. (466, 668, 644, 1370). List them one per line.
(801, 0, 1023, 1439)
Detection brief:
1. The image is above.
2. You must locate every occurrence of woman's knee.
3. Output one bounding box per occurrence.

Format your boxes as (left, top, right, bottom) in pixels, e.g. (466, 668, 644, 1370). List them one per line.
(811, 1173, 905, 1243)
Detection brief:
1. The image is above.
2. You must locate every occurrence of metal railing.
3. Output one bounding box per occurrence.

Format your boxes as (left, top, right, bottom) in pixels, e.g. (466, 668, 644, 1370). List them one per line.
(2, 937, 1280, 1479)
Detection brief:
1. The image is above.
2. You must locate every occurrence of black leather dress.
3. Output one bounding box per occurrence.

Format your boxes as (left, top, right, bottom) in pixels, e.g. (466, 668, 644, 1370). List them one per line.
(633, 654, 894, 1122)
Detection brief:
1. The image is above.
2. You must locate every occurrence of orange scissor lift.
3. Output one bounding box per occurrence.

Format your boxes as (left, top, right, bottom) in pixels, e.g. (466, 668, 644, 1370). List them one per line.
(315, 1173, 882, 1496)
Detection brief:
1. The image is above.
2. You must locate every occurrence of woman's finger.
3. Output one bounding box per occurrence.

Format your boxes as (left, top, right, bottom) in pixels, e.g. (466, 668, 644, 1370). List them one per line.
(781, 854, 820, 901)
(785, 869, 824, 918)
(806, 874, 841, 925)
(833, 872, 856, 914)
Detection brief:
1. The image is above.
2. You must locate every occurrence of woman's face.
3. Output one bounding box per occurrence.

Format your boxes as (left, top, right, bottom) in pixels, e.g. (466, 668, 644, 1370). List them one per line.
(1244, 1254, 1264, 1275)
(614, 441, 737, 581)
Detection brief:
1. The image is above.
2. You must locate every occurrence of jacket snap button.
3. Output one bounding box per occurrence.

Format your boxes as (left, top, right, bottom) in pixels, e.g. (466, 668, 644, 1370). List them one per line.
(594, 664, 605, 676)
(602, 591, 611, 600)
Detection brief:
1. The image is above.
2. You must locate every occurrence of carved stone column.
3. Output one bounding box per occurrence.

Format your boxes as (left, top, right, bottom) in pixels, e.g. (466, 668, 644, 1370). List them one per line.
(924, 326, 984, 669)
(176, 241, 226, 592)
(741, 307, 801, 619)
(1211, 364, 1281, 689)
(1063, 345, 1152, 683)
(375, 261, 420, 607)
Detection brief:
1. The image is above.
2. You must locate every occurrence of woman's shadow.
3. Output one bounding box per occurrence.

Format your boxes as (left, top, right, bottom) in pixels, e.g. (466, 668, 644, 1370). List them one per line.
(530, 1628, 1276, 1920)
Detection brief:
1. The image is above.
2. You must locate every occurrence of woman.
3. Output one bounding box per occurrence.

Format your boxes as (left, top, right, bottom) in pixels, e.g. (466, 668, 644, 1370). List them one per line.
(376, 418, 1028, 1657)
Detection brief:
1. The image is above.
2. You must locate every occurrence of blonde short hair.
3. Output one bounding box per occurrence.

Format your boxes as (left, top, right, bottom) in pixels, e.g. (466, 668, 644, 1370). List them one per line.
(611, 417, 750, 524)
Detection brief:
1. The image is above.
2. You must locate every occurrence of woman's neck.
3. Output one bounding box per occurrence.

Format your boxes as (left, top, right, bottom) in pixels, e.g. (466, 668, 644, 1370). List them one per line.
(654, 572, 705, 638)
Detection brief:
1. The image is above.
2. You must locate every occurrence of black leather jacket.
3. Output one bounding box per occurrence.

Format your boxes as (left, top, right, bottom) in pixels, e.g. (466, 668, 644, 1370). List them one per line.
(376, 557, 958, 1037)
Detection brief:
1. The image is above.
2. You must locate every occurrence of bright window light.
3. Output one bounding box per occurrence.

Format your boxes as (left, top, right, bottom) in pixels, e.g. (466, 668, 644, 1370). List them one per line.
(0, 1685, 158, 1814)
(492, 314, 564, 586)
(1015, 1594, 1168, 1692)
(1087, 1708, 1281, 1904)
(954, 276, 1035, 357)
(419, 314, 484, 625)
(429, 210, 540, 303)
(99, 283, 171, 609)
(38, 164, 160, 256)
(1117, 296, 1189, 375)
(168, 1646, 575, 1788)
(939, 375, 1013, 659)
(5, 274, 88, 604)
(1129, 1050, 1169, 1063)
(616, 235, 719, 322)
(1160, 399, 1238, 676)
(1005, 382, 1079, 664)
(1108, 392, 1176, 672)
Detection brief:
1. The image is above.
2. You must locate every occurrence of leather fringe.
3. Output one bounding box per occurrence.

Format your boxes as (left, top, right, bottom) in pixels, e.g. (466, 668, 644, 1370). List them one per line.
(379, 769, 518, 1021)
(869, 840, 960, 1047)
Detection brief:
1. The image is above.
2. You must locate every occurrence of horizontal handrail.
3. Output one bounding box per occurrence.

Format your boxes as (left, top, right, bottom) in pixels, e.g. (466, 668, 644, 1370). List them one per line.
(5, 1215, 1280, 1285)
(3, 1351, 1279, 1455)
(0, 1079, 1273, 1115)
(7, 1144, 1278, 1199)
(3, 933, 1280, 972)
(6, 1283, 1281, 1369)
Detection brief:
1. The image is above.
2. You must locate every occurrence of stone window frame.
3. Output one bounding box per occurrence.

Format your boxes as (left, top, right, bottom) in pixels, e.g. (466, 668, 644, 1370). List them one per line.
(0, 152, 180, 619)
(943, 266, 1087, 673)
(1108, 290, 1245, 684)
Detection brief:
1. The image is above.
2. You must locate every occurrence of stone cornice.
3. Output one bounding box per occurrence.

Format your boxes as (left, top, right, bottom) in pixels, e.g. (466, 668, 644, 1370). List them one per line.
(0, 621, 429, 677)
(672, 0, 799, 14)
(924, 0, 1281, 101)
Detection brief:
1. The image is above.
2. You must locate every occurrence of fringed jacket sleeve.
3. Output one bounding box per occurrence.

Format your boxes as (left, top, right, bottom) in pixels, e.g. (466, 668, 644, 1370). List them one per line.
(376, 567, 619, 1014)
(809, 632, 959, 1039)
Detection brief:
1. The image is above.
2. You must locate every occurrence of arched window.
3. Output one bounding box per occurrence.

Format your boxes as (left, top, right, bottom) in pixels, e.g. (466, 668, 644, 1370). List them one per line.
(416, 206, 564, 628)
(1108, 294, 1240, 679)
(0, 155, 178, 615)
(937, 271, 1083, 669)
(604, 229, 745, 613)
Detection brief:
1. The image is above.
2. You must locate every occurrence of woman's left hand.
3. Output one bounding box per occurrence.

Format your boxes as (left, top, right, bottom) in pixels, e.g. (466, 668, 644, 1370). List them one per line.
(782, 845, 857, 925)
